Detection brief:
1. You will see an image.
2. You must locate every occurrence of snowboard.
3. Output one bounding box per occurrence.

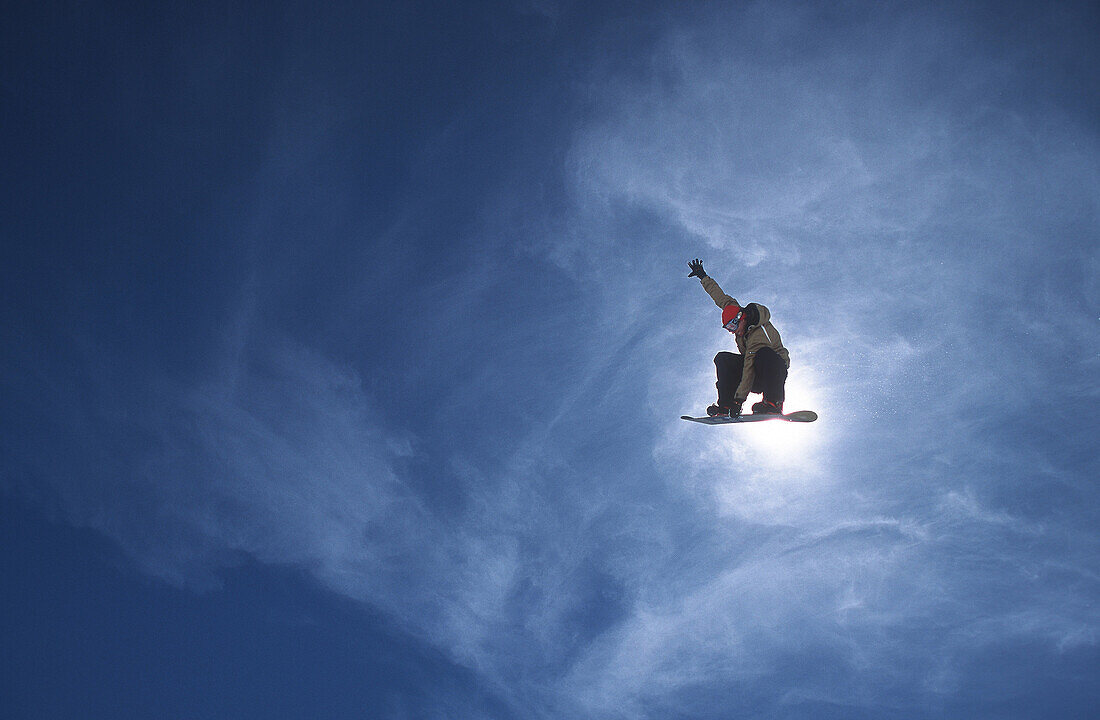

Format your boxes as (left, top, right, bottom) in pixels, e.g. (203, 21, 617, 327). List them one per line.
(681, 410, 818, 425)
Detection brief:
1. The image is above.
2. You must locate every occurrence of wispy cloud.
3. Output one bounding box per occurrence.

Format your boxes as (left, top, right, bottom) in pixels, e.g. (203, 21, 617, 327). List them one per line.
(5, 1, 1098, 718)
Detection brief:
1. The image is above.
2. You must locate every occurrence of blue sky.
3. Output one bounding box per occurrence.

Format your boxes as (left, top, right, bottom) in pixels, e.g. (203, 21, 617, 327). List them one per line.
(2, 1, 1098, 718)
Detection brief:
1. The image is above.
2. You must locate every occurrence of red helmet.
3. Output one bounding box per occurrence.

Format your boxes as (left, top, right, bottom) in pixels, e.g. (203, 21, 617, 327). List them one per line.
(721, 304, 742, 328)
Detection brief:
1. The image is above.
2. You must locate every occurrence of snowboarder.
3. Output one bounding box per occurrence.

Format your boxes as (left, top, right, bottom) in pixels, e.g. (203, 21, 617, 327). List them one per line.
(688, 258, 790, 418)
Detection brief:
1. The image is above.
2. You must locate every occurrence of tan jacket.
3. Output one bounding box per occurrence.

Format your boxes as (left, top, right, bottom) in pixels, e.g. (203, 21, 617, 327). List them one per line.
(699, 276, 790, 402)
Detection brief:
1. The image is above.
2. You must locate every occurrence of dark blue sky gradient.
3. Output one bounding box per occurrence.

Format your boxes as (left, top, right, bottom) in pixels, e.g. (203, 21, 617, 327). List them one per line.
(0, 501, 513, 718)
(3, 1, 1099, 718)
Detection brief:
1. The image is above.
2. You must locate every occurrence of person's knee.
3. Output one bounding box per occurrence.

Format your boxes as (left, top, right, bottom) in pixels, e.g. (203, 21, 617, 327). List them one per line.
(714, 351, 737, 365)
(755, 348, 781, 371)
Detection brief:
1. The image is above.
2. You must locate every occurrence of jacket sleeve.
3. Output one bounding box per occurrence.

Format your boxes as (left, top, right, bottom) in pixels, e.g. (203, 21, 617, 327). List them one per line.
(699, 276, 739, 309)
(735, 327, 788, 401)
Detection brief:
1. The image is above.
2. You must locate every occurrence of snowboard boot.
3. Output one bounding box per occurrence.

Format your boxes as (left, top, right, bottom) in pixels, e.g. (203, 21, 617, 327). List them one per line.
(706, 404, 732, 417)
(751, 400, 783, 415)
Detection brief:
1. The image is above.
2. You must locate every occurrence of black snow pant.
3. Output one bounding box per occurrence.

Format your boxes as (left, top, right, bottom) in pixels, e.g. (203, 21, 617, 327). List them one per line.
(714, 347, 787, 407)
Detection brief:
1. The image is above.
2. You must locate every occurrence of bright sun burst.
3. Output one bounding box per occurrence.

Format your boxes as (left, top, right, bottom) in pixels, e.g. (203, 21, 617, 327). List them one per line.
(743, 419, 817, 464)
(726, 381, 826, 469)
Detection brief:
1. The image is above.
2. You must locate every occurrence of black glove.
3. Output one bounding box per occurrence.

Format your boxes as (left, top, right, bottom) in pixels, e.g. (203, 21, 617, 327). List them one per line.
(730, 400, 743, 417)
(688, 258, 706, 278)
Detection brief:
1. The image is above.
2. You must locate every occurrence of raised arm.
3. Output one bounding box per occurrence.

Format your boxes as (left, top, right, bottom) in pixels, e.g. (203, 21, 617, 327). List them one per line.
(687, 258, 739, 309)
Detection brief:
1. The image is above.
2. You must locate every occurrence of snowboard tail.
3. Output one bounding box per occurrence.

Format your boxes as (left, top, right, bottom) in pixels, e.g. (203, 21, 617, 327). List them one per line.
(681, 410, 818, 424)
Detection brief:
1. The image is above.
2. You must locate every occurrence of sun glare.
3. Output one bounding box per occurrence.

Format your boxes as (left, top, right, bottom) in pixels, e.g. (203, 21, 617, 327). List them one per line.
(726, 381, 826, 470)
(743, 418, 817, 464)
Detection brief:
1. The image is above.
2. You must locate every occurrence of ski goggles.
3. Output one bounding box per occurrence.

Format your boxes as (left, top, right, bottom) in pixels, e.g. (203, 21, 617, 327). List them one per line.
(723, 310, 743, 332)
